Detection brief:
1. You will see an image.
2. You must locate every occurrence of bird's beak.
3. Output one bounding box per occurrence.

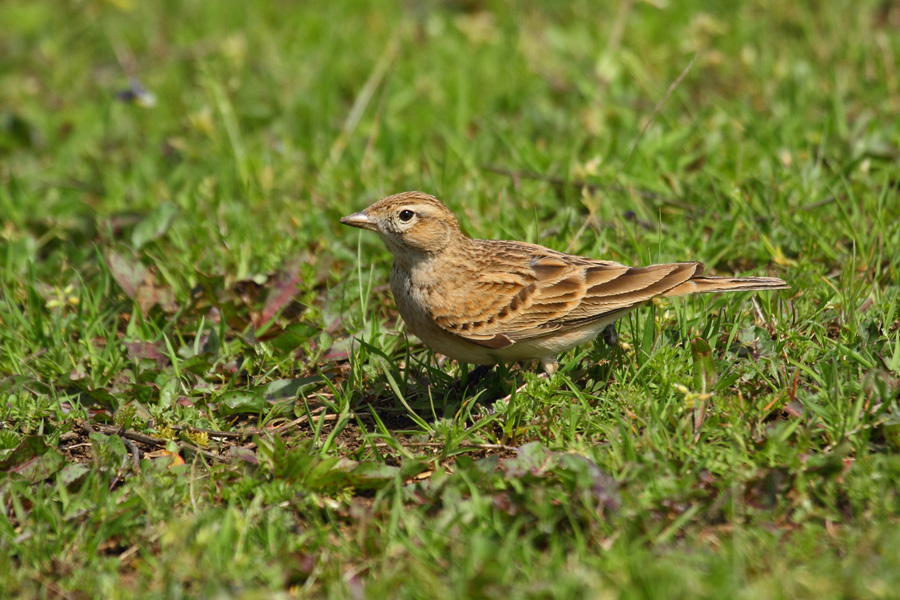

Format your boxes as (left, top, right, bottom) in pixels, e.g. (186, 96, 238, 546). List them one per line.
(340, 211, 378, 232)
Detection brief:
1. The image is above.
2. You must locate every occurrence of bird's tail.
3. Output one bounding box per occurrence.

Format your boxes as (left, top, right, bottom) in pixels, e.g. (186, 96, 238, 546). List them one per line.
(664, 276, 789, 298)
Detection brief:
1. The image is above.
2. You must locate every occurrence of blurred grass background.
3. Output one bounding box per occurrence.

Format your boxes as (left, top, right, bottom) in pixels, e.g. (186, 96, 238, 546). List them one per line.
(2, 0, 900, 598)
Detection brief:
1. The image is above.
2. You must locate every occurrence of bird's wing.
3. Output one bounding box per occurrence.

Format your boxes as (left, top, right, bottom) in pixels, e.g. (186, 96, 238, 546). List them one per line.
(427, 243, 703, 349)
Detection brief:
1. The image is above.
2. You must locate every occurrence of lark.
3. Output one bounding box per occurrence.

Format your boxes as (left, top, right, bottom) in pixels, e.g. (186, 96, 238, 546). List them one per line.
(341, 191, 788, 375)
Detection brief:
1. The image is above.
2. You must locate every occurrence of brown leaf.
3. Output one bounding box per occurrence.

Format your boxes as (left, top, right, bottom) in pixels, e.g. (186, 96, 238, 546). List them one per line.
(783, 401, 804, 419)
(257, 263, 303, 329)
(106, 249, 146, 299)
(135, 277, 176, 314)
(0, 436, 66, 483)
(106, 249, 176, 313)
(124, 340, 170, 368)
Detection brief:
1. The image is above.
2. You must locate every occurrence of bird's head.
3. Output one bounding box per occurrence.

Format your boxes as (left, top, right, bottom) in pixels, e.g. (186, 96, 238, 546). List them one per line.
(340, 191, 463, 258)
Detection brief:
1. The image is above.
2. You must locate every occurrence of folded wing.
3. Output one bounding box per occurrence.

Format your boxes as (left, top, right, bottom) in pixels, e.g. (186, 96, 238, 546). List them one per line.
(428, 241, 728, 349)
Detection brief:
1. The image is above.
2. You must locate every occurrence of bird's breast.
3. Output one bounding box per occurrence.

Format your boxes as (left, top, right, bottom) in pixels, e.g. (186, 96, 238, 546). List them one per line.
(388, 261, 501, 365)
(389, 264, 433, 336)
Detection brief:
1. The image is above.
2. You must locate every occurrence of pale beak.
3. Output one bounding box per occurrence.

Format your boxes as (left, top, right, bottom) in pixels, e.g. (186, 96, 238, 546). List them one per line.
(340, 211, 378, 232)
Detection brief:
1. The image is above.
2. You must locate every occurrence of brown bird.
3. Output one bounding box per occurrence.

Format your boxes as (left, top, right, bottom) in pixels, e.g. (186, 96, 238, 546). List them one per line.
(341, 191, 788, 375)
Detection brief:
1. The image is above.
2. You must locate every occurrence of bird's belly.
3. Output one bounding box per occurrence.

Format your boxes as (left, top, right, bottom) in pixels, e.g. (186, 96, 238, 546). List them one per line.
(495, 318, 618, 361)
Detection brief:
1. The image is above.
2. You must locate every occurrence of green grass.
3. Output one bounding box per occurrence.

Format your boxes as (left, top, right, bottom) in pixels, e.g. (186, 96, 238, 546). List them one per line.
(2, 0, 900, 597)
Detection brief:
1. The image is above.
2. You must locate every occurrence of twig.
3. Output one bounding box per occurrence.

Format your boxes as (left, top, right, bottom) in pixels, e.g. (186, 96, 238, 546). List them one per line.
(58, 431, 79, 443)
(81, 405, 349, 465)
(167, 424, 251, 439)
(92, 424, 166, 447)
(267, 406, 329, 430)
(179, 441, 226, 463)
(159, 406, 334, 439)
(371, 441, 517, 452)
(119, 532, 161, 566)
(282, 410, 340, 429)
(80, 418, 96, 435)
(63, 443, 91, 451)
(751, 297, 772, 331)
(121, 437, 142, 473)
(118, 544, 141, 566)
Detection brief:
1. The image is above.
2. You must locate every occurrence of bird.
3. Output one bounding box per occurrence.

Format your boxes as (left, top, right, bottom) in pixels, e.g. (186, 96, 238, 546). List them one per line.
(340, 191, 788, 375)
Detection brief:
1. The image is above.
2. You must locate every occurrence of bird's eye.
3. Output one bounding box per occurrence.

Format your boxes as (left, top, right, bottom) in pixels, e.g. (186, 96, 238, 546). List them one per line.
(398, 209, 415, 223)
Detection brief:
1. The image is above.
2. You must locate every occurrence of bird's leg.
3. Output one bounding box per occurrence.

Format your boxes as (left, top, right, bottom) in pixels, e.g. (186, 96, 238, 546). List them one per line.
(449, 363, 495, 395)
(464, 364, 493, 386)
(601, 323, 619, 346)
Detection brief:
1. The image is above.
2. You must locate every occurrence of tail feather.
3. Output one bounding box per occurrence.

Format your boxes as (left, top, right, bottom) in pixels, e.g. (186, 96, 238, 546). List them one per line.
(664, 276, 789, 298)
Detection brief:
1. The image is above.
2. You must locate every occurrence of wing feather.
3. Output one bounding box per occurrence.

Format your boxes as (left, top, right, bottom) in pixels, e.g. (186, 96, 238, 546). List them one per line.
(428, 240, 706, 347)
